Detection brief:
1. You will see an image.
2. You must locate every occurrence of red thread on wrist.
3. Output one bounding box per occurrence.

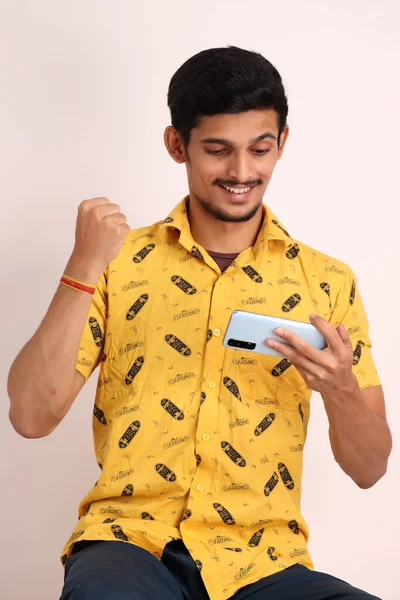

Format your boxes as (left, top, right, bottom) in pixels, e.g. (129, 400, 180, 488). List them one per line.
(60, 276, 96, 295)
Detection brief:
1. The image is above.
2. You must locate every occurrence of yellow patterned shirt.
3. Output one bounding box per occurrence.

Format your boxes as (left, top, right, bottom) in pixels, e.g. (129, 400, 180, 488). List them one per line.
(61, 195, 381, 600)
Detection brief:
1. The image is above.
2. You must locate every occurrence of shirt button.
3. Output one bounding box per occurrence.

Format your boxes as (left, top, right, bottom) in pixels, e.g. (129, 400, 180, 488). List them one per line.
(213, 328, 221, 337)
(209, 381, 216, 389)
(196, 484, 205, 492)
(202, 433, 210, 441)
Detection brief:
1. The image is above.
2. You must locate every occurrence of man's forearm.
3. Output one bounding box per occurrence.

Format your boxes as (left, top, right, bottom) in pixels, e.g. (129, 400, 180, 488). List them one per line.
(322, 376, 392, 488)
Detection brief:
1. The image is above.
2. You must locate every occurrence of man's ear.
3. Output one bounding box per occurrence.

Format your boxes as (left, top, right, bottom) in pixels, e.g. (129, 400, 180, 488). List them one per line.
(164, 126, 187, 164)
(277, 125, 289, 160)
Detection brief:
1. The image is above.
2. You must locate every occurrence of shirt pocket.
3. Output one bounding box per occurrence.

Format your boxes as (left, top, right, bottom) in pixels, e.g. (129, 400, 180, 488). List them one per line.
(232, 351, 311, 413)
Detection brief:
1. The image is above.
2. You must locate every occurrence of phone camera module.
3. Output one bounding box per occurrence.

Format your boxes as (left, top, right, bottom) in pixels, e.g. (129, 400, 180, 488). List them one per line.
(227, 338, 256, 350)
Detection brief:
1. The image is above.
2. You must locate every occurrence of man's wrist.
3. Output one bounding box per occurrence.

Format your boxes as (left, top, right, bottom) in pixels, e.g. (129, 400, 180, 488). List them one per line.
(322, 373, 370, 416)
(64, 253, 104, 286)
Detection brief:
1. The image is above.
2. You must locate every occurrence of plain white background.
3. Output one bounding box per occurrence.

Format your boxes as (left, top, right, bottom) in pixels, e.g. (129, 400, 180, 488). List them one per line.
(2, 1, 399, 598)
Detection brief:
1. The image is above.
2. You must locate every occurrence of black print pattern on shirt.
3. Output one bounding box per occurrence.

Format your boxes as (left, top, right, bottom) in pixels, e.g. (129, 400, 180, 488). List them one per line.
(93, 404, 107, 425)
(248, 528, 265, 547)
(111, 524, 129, 541)
(285, 244, 300, 260)
(155, 463, 177, 482)
(320, 282, 331, 309)
(288, 520, 300, 534)
(271, 219, 290, 237)
(254, 413, 275, 436)
(133, 244, 155, 263)
(89, 317, 103, 347)
(282, 293, 301, 312)
(195, 559, 203, 572)
(161, 398, 185, 420)
(126, 294, 149, 320)
(165, 334, 191, 356)
(242, 265, 263, 283)
(223, 377, 242, 401)
(264, 472, 279, 496)
(213, 503, 236, 525)
(220, 441, 247, 467)
(142, 512, 155, 520)
(350, 279, 356, 305)
(119, 421, 141, 448)
(278, 462, 295, 489)
(190, 245, 204, 260)
(125, 357, 144, 385)
(267, 546, 278, 561)
(271, 358, 292, 376)
(171, 275, 197, 295)
(353, 340, 365, 365)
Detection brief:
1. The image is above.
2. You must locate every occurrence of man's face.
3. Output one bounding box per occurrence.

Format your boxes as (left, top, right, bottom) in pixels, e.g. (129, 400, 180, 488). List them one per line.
(165, 109, 289, 223)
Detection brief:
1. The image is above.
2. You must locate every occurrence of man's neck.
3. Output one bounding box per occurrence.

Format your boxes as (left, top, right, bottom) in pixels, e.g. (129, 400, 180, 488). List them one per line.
(186, 197, 264, 254)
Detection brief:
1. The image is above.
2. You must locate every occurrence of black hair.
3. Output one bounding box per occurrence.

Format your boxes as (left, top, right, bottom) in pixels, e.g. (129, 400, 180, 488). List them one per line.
(167, 45, 289, 154)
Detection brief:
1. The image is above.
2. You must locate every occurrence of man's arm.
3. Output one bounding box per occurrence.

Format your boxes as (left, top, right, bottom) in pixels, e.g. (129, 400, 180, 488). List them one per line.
(7, 197, 130, 439)
(7, 253, 103, 438)
(264, 314, 392, 489)
(322, 380, 392, 488)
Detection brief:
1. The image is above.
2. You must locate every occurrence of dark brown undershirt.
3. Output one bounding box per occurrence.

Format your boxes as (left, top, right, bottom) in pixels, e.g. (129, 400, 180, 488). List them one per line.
(206, 249, 240, 273)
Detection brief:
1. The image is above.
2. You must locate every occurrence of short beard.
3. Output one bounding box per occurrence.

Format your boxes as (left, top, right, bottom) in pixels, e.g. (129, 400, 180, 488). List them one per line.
(193, 190, 262, 223)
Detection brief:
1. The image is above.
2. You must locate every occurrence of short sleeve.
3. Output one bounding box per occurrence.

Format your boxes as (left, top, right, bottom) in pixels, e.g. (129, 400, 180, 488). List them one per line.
(330, 266, 381, 390)
(75, 269, 108, 381)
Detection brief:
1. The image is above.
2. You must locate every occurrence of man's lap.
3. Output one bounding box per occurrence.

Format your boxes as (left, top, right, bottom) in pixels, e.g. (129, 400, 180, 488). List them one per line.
(60, 540, 184, 600)
(59, 539, 382, 600)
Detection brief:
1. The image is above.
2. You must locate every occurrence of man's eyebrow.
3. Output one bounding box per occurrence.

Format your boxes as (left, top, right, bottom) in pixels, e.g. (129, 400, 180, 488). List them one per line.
(200, 132, 277, 145)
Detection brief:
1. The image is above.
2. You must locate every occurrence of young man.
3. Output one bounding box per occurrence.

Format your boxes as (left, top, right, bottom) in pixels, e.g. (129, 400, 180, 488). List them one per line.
(8, 46, 391, 600)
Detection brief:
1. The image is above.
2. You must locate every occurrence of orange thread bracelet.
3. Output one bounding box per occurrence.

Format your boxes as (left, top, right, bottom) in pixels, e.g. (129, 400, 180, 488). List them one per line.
(60, 274, 96, 295)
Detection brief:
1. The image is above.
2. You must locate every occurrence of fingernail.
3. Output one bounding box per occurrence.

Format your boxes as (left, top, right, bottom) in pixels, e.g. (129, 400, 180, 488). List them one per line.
(275, 328, 284, 336)
(309, 313, 317, 320)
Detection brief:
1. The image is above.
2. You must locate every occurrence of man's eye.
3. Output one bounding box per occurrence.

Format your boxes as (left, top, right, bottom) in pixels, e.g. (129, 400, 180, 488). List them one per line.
(206, 149, 270, 155)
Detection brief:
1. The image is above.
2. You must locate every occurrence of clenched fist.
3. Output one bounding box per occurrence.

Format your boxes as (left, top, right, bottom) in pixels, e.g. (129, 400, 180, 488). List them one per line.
(72, 197, 131, 274)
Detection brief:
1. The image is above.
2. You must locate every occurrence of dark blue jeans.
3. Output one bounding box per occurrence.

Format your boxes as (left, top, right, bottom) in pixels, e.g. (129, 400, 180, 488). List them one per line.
(59, 539, 382, 600)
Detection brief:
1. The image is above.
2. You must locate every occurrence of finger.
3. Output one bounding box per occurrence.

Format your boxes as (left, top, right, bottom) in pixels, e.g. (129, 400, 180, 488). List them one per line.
(265, 338, 323, 377)
(309, 313, 343, 353)
(294, 364, 314, 384)
(270, 326, 323, 363)
(337, 323, 352, 349)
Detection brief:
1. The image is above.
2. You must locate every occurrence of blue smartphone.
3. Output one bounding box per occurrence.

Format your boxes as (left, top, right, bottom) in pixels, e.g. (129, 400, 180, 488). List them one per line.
(222, 310, 327, 357)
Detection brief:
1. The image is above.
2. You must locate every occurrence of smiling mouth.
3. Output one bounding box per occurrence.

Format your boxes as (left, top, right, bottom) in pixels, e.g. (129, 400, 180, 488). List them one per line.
(218, 184, 255, 199)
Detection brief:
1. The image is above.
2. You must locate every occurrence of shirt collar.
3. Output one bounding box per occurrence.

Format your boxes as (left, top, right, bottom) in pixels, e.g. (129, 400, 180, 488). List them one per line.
(159, 195, 293, 258)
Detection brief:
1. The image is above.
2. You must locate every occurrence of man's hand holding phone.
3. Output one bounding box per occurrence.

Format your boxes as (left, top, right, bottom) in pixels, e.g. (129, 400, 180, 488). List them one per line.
(265, 313, 356, 396)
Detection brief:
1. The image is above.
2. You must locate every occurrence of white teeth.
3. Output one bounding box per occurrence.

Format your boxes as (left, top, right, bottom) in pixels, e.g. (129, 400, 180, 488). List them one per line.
(223, 186, 251, 194)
